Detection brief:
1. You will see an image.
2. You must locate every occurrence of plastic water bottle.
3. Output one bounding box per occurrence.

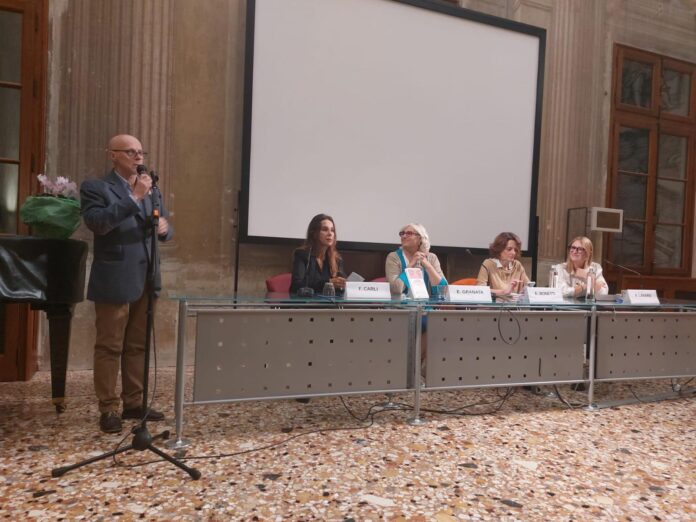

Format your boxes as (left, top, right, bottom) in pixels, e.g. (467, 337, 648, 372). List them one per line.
(585, 265, 596, 301)
(548, 266, 559, 288)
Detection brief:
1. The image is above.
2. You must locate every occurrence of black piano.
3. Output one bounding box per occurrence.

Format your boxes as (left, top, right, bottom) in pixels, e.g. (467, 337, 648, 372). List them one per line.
(0, 235, 87, 412)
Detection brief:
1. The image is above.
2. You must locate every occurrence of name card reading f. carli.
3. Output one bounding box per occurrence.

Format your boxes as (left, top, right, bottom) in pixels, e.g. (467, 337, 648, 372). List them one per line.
(446, 285, 493, 303)
(345, 281, 391, 300)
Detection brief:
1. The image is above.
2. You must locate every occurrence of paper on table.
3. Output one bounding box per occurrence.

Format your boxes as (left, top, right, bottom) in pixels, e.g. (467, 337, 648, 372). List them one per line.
(346, 272, 365, 282)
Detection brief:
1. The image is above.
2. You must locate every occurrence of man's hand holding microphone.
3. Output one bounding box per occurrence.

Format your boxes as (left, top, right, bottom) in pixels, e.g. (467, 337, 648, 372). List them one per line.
(129, 168, 169, 236)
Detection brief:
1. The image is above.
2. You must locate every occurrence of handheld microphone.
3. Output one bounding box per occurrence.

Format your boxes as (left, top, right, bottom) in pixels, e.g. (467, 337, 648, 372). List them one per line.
(136, 164, 161, 230)
(297, 247, 315, 297)
(137, 164, 159, 184)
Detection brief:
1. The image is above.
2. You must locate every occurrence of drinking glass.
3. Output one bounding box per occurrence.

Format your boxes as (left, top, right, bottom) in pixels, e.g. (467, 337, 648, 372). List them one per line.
(432, 285, 447, 301)
(322, 282, 336, 297)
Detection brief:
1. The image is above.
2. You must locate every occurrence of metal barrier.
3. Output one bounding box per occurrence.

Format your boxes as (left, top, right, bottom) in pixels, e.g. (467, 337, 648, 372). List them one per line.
(166, 298, 696, 448)
(426, 309, 588, 389)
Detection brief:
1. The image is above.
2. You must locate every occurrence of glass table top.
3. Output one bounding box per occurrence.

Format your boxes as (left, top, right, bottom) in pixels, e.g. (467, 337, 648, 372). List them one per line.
(168, 292, 696, 311)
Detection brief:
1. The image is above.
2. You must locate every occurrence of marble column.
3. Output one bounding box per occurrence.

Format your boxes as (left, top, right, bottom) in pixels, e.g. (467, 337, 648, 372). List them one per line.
(47, 0, 173, 201)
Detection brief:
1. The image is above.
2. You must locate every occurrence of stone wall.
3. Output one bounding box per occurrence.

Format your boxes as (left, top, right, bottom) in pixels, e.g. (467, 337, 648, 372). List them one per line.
(40, 0, 696, 370)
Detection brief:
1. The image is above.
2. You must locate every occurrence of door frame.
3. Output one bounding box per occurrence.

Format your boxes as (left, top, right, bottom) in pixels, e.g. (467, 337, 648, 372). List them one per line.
(0, 0, 48, 381)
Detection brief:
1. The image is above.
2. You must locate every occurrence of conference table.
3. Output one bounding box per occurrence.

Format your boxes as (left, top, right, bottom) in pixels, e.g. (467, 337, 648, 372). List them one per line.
(167, 293, 696, 448)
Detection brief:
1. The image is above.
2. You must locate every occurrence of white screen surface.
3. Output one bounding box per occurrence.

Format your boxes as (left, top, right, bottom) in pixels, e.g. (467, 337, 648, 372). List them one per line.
(245, 0, 543, 251)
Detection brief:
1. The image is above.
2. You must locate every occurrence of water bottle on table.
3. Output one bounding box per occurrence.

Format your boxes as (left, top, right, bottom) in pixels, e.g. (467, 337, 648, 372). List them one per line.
(548, 266, 559, 288)
(585, 266, 596, 301)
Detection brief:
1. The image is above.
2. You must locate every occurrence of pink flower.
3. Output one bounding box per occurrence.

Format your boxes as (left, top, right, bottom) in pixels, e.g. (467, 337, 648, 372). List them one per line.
(37, 174, 78, 199)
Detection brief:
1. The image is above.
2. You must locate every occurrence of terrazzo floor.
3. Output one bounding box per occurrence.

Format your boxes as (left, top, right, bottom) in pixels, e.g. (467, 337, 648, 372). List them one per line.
(1, 368, 695, 521)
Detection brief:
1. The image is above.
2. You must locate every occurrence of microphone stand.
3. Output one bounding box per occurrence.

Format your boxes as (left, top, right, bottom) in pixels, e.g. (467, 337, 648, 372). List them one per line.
(297, 247, 315, 297)
(52, 174, 201, 480)
(604, 258, 643, 291)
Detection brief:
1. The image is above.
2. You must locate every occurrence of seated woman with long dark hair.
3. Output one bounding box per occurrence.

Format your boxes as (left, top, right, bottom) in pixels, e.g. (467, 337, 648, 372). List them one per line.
(290, 213, 346, 295)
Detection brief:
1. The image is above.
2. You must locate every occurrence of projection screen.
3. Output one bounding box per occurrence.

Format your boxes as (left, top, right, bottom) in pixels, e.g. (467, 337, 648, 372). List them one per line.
(241, 0, 545, 253)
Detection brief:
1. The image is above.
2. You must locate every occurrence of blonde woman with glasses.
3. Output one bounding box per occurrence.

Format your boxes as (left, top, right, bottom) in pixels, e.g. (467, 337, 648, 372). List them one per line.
(555, 236, 608, 298)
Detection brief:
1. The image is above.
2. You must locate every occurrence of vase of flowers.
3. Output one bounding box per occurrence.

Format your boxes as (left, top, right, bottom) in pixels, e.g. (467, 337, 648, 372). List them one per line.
(20, 174, 81, 239)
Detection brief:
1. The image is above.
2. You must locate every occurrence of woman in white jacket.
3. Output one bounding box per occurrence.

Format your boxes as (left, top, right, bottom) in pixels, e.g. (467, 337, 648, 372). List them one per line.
(555, 236, 609, 298)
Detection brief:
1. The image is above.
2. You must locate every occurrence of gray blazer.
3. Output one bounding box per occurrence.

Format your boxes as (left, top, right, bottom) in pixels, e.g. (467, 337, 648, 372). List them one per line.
(80, 170, 173, 304)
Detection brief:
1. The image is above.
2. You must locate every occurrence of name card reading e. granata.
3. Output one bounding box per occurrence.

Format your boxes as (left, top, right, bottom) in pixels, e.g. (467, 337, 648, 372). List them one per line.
(446, 285, 492, 303)
(623, 289, 660, 305)
(525, 287, 564, 304)
(345, 281, 392, 300)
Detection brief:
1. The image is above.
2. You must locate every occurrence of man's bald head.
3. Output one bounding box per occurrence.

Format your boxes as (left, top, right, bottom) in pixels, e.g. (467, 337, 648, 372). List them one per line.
(107, 134, 145, 179)
(108, 134, 139, 150)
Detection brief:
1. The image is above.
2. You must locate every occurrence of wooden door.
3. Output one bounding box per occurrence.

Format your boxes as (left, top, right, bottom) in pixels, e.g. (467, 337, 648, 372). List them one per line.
(0, 0, 47, 381)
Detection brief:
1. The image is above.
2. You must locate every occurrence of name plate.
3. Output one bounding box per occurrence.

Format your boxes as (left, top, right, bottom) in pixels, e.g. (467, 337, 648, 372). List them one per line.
(446, 285, 492, 303)
(345, 281, 391, 300)
(525, 287, 564, 304)
(623, 289, 660, 305)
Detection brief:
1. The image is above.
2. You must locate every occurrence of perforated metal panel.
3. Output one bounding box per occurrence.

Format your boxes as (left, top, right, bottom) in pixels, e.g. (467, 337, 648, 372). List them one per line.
(193, 308, 412, 402)
(596, 312, 696, 380)
(425, 310, 588, 388)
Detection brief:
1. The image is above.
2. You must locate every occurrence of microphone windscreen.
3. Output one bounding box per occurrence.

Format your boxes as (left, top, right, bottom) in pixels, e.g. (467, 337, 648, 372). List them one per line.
(136, 164, 148, 174)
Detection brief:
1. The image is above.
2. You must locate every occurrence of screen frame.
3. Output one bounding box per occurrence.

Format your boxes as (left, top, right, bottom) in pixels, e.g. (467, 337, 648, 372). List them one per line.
(239, 0, 546, 258)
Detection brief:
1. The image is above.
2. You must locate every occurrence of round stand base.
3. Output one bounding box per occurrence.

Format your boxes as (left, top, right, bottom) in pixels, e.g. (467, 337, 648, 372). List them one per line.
(407, 416, 428, 426)
(165, 437, 192, 450)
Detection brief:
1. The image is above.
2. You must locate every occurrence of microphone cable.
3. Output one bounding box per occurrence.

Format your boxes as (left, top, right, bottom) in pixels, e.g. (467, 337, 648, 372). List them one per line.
(115, 396, 401, 469)
(552, 385, 588, 409)
(497, 306, 522, 345)
(110, 388, 517, 471)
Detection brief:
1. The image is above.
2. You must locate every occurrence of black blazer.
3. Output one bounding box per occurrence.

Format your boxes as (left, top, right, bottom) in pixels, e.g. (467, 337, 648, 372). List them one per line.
(290, 249, 345, 295)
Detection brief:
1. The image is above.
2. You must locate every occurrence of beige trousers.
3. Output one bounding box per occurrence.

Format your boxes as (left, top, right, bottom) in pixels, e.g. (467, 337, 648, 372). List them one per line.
(93, 289, 154, 413)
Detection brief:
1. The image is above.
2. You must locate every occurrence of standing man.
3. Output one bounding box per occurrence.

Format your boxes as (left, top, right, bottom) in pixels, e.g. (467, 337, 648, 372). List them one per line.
(81, 134, 173, 433)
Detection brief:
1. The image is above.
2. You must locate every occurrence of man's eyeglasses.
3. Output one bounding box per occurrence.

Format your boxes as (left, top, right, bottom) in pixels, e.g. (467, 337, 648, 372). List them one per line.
(111, 149, 148, 158)
(399, 230, 420, 237)
(568, 245, 586, 253)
